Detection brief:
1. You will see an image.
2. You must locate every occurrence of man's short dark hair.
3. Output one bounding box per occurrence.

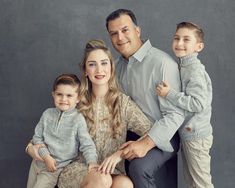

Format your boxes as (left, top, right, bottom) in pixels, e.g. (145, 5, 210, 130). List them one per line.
(106, 9, 137, 31)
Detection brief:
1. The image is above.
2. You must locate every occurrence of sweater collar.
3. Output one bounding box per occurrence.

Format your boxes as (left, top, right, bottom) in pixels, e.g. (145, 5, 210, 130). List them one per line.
(179, 53, 200, 67)
(55, 107, 78, 116)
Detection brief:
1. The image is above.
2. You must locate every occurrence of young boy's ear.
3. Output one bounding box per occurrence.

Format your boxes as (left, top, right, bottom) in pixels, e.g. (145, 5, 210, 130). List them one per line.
(52, 92, 55, 97)
(76, 96, 80, 103)
(196, 42, 204, 52)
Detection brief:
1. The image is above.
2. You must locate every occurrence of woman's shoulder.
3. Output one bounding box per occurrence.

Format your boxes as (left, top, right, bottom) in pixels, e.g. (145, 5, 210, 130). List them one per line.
(118, 92, 130, 103)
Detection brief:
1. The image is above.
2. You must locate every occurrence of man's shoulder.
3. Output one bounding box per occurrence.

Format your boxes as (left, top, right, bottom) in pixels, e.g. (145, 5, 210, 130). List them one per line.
(150, 46, 175, 62)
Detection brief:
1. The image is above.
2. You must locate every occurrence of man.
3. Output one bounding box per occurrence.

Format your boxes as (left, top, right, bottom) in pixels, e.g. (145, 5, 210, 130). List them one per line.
(106, 9, 184, 188)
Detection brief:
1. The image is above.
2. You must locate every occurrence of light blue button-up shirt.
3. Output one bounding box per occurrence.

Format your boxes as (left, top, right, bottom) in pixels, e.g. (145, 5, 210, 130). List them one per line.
(116, 40, 184, 152)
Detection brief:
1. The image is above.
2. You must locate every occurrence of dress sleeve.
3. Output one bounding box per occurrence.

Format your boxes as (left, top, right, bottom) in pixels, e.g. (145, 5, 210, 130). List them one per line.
(123, 96, 152, 136)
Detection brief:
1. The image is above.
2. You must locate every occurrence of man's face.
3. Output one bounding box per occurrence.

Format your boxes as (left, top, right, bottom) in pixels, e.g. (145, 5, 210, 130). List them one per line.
(107, 14, 142, 59)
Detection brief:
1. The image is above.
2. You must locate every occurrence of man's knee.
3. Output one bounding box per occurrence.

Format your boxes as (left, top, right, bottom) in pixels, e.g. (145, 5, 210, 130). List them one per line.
(129, 158, 159, 179)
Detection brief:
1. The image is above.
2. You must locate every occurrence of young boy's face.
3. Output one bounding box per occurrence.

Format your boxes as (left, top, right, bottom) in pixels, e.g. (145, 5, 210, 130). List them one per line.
(52, 84, 79, 112)
(172, 28, 204, 58)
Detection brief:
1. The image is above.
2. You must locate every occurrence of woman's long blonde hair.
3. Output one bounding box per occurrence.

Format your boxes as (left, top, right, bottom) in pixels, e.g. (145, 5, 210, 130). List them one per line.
(79, 39, 122, 139)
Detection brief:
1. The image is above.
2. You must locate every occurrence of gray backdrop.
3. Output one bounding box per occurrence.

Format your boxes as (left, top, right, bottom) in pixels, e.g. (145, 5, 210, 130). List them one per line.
(1, 0, 234, 187)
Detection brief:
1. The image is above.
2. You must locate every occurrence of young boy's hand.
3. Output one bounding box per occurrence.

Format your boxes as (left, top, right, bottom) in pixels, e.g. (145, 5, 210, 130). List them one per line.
(88, 162, 99, 173)
(26, 143, 45, 161)
(156, 81, 170, 97)
(43, 155, 57, 172)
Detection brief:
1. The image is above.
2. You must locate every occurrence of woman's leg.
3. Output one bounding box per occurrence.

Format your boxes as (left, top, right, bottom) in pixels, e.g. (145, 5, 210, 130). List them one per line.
(111, 175, 133, 188)
(81, 171, 112, 188)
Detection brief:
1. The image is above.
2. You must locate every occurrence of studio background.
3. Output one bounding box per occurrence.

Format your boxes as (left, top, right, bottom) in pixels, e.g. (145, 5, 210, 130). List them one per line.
(0, 0, 234, 187)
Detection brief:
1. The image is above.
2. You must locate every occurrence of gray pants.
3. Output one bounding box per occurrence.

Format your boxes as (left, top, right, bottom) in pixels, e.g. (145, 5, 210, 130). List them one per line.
(127, 133, 179, 188)
(27, 160, 63, 188)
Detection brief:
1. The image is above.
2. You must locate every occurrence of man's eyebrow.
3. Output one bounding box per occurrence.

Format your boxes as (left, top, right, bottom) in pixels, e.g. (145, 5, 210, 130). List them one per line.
(109, 26, 129, 33)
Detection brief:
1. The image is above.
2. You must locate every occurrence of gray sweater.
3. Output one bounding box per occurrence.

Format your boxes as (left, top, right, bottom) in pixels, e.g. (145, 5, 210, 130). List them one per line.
(166, 53, 213, 140)
(32, 108, 97, 168)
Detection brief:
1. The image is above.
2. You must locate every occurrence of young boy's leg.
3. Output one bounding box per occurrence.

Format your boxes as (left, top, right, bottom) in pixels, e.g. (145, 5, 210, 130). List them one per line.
(32, 161, 63, 188)
(27, 160, 38, 188)
(181, 135, 214, 188)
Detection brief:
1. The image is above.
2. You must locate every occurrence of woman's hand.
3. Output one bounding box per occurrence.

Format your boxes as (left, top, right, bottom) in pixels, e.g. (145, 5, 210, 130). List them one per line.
(98, 150, 122, 174)
(26, 143, 45, 161)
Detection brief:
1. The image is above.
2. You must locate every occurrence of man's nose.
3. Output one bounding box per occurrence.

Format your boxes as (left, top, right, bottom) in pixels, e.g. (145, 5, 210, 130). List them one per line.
(117, 31, 124, 41)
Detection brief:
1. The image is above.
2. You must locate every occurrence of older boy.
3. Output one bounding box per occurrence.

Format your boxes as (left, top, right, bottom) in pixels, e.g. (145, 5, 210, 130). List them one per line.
(157, 22, 214, 188)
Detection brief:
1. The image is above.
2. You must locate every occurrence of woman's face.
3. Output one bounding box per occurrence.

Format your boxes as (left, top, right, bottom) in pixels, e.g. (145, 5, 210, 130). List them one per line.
(85, 49, 112, 88)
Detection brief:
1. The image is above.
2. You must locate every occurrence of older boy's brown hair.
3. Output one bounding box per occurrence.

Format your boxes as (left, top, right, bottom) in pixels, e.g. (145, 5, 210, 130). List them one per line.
(176, 22, 204, 43)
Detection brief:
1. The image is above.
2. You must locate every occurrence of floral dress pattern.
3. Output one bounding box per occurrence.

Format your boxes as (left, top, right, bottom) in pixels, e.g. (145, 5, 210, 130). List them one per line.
(58, 93, 152, 188)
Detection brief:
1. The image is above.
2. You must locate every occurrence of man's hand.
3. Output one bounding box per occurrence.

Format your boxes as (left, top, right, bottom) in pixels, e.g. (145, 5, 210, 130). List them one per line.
(43, 155, 57, 172)
(120, 136, 156, 160)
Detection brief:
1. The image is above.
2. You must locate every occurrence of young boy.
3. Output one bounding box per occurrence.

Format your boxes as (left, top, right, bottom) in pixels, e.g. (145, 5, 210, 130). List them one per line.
(156, 22, 214, 188)
(26, 74, 98, 188)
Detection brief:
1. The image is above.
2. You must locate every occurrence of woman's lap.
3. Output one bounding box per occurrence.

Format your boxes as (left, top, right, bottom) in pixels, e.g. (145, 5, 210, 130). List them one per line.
(58, 160, 87, 188)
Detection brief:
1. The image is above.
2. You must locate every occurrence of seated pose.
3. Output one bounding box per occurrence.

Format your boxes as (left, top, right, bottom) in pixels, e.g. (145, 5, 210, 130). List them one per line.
(26, 74, 97, 188)
(57, 39, 152, 188)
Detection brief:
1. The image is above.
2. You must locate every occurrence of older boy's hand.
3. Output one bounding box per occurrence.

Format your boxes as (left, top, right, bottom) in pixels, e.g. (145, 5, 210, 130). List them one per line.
(156, 81, 170, 97)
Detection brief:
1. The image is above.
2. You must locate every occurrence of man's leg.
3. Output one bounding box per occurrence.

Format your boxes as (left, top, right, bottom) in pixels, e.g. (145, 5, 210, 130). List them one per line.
(128, 133, 179, 188)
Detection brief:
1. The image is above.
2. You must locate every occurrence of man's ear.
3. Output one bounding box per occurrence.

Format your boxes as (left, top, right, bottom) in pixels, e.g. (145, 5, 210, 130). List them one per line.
(136, 26, 141, 38)
(196, 42, 204, 52)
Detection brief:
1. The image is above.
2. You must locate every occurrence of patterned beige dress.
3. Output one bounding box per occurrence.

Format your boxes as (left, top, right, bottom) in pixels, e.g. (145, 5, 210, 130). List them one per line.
(58, 93, 152, 188)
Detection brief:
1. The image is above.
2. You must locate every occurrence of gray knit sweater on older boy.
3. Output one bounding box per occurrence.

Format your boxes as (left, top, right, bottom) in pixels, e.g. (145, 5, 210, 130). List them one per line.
(166, 53, 213, 141)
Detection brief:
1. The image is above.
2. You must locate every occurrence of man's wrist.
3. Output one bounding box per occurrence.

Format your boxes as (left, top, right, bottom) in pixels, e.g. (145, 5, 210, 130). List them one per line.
(141, 136, 156, 150)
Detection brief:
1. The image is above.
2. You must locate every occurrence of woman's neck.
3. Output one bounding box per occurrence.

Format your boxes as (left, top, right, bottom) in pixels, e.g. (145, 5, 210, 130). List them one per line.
(92, 84, 109, 99)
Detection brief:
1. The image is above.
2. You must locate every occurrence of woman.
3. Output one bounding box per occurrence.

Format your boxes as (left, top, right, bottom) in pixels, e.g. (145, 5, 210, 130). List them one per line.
(27, 39, 152, 188)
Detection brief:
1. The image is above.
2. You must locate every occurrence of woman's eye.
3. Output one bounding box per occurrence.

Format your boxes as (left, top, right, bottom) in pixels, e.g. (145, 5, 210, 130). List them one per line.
(101, 61, 108, 65)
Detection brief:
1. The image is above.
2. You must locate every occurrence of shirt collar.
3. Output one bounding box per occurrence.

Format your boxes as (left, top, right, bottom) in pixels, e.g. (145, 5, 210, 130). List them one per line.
(132, 39, 152, 62)
(55, 107, 77, 115)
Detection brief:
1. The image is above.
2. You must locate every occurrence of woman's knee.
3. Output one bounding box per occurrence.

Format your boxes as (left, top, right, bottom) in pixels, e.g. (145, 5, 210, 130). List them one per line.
(82, 172, 112, 188)
(111, 175, 133, 188)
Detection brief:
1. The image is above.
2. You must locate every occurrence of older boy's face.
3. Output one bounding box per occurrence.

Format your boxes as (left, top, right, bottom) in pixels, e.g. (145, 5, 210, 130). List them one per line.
(52, 84, 79, 112)
(107, 14, 142, 59)
(172, 28, 204, 58)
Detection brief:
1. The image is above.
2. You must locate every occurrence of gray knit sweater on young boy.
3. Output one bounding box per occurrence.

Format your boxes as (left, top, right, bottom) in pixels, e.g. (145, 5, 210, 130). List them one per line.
(32, 108, 97, 168)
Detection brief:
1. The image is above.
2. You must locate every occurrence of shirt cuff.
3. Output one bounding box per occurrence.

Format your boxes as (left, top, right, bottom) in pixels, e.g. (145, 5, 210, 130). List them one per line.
(148, 127, 174, 152)
(38, 147, 50, 158)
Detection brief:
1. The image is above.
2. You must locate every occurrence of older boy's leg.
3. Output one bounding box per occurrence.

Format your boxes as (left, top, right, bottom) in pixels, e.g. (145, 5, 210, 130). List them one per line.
(182, 135, 214, 188)
(27, 160, 38, 188)
(181, 145, 195, 187)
